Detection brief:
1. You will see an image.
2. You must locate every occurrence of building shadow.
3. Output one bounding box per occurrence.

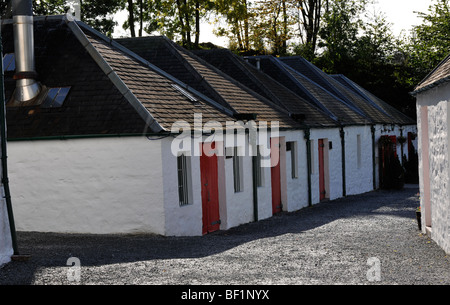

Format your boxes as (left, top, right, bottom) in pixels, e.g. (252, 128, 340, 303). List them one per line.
(0, 187, 419, 284)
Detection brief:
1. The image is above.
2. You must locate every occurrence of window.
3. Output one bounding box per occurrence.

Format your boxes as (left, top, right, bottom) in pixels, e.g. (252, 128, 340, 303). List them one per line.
(233, 147, 243, 192)
(41, 87, 71, 108)
(177, 154, 192, 206)
(3, 53, 15, 72)
(357, 135, 362, 168)
(256, 145, 264, 187)
(171, 83, 200, 105)
(287, 141, 298, 179)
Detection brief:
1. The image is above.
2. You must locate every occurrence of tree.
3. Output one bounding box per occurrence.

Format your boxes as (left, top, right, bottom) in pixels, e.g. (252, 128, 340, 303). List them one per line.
(0, 0, 122, 36)
(294, 0, 326, 60)
(214, 0, 253, 52)
(79, 0, 124, 36)
(315, 0, 367, 73)
(404, 0, 450, 87)
(254, 0, 293, 55)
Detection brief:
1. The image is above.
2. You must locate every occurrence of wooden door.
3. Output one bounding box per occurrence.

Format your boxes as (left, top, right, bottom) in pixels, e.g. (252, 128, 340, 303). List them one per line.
(318, 139, 326, 201)
(200, 142, 220, 234)
(271, 138, 282, 214)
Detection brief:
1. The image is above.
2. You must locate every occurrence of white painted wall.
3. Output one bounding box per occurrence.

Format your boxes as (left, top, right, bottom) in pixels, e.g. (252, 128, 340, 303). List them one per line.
(416, 84, 450, 254)
(223, 137, 255, 229)
(161, 137, 203, 236)
(310, 128, 343, 203)
(344, 125, 373, 196)
(8, 137, 166, 235)
(283, 130, 309, 211)
(5, 123, 418, 239)
(0, 186, 13, 266)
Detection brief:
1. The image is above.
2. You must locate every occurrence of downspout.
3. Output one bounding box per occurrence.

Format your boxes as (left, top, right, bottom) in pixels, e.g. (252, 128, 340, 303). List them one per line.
(304, 128, 312, 207)
(12, 0, 41, 103)
(0, 35, 19, 255)
(252, 155, 258, 222)
(400, 127, 404, 166)
(340, 126, 346, 197)
(371, 125, 376, 190)
(249, 130, 258, 222)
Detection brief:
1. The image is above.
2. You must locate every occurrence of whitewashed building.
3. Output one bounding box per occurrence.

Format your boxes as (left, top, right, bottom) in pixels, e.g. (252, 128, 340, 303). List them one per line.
(0, 176, 13, 266)
(412, 54, 450, 254)
(3, 15, 301, 236)
(2, 13, 417, 238)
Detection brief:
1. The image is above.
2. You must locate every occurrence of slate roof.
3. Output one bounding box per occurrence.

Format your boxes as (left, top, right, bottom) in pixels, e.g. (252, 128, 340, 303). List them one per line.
(413, 54, 450, 94)
(193, 49, 337, 128)
(331, 74, 415, 125)
(1, 16, 233, 139)
(116, 36, 299, 129)
(279, 56, 401, 125)
(246, 56, 369, 126)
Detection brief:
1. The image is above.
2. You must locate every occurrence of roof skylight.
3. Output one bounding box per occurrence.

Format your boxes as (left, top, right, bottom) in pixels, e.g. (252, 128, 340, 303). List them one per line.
(41, 87, 71, 108)
(171, 83, 200, 104)
(3, 53, 15, 72)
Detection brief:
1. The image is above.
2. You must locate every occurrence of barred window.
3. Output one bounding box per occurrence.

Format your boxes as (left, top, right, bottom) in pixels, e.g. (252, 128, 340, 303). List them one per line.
(177, 154, 192, 206)
(233, 147, 243, 192)
(256, 145, 264, 187)
(287, 141, 299, 179)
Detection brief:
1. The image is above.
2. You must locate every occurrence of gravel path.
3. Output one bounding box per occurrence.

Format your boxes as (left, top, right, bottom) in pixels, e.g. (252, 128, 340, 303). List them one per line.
(1, 185, 449, 285)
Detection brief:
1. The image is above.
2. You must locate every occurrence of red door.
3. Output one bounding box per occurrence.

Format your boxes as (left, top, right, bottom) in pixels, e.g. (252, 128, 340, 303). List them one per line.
(318, 139, 326, 201)
(271, 138, 282, 214)
(200, 142, 220, 234)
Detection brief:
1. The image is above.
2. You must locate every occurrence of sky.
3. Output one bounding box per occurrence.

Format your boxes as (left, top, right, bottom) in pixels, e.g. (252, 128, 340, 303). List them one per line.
(113, 0, 435, 46)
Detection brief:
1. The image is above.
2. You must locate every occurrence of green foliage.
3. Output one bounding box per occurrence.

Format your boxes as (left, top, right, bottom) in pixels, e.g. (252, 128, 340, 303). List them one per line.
(403, 0, 450, 87)
(0, 0, 122, 36)
(80, 0, 124, 37)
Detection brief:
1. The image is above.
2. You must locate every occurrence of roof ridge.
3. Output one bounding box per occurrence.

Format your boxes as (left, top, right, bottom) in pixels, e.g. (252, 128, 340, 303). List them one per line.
(280, 57, 373, 122)
(413, 53, 450, 94)
(225, 52, 287, 109)
(64, 15, 164, 133)
(160, 39, 238, 114)
(330, 74, 396, 120)
(256, 56, 336, 119)
(174, 48, 294, 119)
(194, 50, 337, 127)
(76, 26, 234, 118)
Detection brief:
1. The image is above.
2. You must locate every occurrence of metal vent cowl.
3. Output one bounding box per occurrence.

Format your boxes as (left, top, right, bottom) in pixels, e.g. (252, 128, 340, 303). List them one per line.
(12, 0, 41, 102)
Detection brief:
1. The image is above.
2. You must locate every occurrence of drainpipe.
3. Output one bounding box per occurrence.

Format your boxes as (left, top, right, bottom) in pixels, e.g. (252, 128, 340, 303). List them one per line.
(12, 0, 41, 102)
(340, 126, 346, 197)
(400, 127, 404, 166)
(0, 36, 19, 255)
(304, 129, 312, 207)
(371, 125, 376, 190)
(252, 155, 258, 222)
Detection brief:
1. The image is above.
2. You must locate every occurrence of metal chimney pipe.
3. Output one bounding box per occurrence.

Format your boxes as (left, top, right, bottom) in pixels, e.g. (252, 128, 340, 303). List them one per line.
(12, 0, 41, 102)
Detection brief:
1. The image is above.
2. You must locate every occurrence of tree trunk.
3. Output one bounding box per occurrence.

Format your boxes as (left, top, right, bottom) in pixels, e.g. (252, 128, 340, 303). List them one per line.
(195, 0, 200, 48)
(282, 0, 288, 55)
(176, 0, 187, 46)
(243, 0, 249, 51)
(183, 0, 192, 48)
(127, 0, 136, 37)
(139, 0, 143, 37)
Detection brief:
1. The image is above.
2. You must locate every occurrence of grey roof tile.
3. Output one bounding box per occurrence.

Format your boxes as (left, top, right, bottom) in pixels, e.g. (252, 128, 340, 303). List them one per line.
(1, 17, 234, 139)
(279, 56, 400, 125)
(116, 37, 300, 129)
(193, 49, 337, 128)
(413, 54, 450, 94)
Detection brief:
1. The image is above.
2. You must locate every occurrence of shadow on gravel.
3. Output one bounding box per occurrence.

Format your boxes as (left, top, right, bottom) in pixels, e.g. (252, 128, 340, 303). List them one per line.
(0, 187, 419, 284)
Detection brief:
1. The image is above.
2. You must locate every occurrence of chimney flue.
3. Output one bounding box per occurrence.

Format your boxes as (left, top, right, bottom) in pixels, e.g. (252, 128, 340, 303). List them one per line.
(12, 0, 41, 102)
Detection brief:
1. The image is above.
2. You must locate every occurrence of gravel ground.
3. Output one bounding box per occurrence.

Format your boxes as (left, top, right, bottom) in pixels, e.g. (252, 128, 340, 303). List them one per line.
(1, 185, 449, 286)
